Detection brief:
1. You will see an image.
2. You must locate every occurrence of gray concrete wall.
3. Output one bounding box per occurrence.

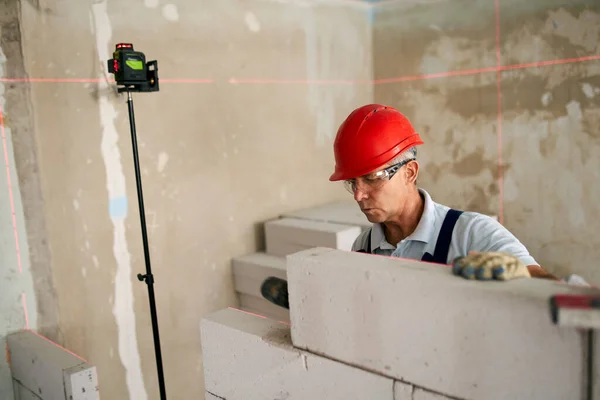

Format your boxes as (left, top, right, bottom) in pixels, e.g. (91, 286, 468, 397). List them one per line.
(373, 0, 600, 283)
(2, 0, 372, 399)
(1, 1, 60, 398)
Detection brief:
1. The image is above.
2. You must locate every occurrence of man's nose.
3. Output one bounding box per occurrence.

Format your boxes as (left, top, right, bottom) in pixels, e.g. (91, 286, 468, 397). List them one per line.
(354, 188, 368, 202)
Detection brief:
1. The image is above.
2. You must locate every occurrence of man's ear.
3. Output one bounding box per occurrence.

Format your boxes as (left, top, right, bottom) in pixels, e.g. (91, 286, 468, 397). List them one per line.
(406, 160, 419, 184)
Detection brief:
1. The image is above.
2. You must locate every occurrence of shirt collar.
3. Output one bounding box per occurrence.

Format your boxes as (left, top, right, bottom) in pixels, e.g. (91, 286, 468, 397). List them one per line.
(370, 187, 436, 250)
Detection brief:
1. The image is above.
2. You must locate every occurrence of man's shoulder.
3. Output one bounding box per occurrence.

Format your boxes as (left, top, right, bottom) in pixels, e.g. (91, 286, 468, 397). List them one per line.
(453, 210, 503, 236)
(457, 210, 500, 225)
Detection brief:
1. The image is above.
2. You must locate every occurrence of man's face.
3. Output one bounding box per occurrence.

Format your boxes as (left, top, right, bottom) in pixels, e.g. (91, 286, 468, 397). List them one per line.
(345, 159, 419, 223)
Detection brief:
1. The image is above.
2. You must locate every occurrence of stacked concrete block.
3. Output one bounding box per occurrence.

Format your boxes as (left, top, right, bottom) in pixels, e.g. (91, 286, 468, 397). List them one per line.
(12, 381, 43, 400)
(201, 307, 465, 399)
(287, 247, 596, 400)
(201, 307, 395, 399)
(281, 201, 371, 231)
(7, 330, 99, 400)
(232, 202, 365, 320)
(232, 252, 290, 321)
(264, 217, 362, 256)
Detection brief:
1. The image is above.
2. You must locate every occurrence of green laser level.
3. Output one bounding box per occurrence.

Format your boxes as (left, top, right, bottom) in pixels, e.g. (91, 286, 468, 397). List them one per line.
(107, 43, 159, 93)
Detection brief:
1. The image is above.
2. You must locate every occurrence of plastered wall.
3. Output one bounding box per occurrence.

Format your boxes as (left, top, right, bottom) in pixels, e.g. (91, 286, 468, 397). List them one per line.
(373, 0, 600, 282)
(1, 0, 371, 399)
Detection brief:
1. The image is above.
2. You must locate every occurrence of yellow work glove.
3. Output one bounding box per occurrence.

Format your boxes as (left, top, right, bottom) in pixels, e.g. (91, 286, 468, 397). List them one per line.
(452, 251, 531, 281)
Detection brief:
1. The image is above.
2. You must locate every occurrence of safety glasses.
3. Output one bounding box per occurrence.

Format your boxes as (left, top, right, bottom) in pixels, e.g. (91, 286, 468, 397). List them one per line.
(343, 158, 414, 194)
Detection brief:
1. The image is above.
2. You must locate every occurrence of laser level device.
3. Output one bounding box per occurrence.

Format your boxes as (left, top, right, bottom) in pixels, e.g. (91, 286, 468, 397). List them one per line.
(107, 43, 159, 93)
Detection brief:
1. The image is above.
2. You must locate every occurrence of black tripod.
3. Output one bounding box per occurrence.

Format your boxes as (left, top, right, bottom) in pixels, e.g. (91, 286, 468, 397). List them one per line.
(124, 89, 167, 400)
(108, 43, 165, 399)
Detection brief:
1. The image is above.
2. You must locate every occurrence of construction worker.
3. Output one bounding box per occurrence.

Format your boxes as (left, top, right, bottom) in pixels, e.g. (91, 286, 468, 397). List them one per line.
(329, 104, 570, 282)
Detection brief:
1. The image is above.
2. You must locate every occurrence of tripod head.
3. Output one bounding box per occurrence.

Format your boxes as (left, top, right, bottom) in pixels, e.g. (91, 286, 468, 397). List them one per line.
(107, 43, 159, 93)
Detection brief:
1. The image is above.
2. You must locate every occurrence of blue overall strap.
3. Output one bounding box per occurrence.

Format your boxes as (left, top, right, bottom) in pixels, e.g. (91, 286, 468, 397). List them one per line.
(421, 209, 463, 264)
(355, 229, 372, 254)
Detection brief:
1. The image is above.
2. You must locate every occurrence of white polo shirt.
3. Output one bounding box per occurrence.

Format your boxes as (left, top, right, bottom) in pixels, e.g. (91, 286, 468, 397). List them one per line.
(351, 188, 538, 266)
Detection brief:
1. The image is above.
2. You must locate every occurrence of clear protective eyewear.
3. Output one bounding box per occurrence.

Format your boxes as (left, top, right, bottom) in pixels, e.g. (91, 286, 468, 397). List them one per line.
(343, 158, 414, 194)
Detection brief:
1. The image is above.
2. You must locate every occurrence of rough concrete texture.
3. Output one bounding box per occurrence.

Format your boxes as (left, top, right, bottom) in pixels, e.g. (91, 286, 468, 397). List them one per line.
(394, 381, 459, 400)
(393, 381, 413, 400)
(288, 247, 598, 400)
(413, 388, 455, 400)
(0, 1, 55, 397)
(373, 0, 600, 283)
(201, 307, 394, 399)
(7, 0, 371, 399)
(12, 380, 42, 400)
(265, 217, 362, 256)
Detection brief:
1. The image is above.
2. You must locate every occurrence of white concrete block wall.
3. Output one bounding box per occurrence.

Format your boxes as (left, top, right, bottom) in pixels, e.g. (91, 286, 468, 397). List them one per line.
(413, 388, 456, 400)
(238, 293, 290, 322)
(287, 247, 596, 400)
(12, 380, 42, 400)
(7, 330, 99, 400)
(200, 308, 394, 400)
(264, 217, 362, 257)
(232, 252, 289, 321)
(281, 201, 372, 231)
(232, 252, 286, 298)
(393, 381, 413, 400)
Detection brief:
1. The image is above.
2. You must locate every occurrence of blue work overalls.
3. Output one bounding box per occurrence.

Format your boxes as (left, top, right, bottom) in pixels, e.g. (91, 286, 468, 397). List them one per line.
(356, 209, 463, 264)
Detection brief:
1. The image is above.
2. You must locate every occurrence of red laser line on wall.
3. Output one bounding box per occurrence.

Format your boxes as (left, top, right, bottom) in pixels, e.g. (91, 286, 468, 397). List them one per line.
(0, 55, 597, 86)
(24, 328, 88, 362)
(0, 77, 214, 83)
(227, 306, 290, 326)
(495, 0, 504, 226)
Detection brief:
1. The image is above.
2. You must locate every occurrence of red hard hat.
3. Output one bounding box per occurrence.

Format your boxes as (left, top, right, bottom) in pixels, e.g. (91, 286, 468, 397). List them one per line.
(329, 104, 424, 181)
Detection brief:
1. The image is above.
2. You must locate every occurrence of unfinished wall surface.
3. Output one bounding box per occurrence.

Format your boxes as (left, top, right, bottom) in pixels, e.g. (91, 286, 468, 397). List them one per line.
(0, 0, 59, 398)
(2, 0, 372, 399)
(373, 0, 600, 283)
(4, 0, 599, 398)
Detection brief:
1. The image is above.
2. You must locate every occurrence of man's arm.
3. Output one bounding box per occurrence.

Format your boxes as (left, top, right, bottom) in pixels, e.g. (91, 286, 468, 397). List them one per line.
(460, 213, 555, 281)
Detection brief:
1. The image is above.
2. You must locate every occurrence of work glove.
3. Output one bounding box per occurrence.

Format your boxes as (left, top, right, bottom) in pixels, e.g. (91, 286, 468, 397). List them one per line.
(452, 251, 531, 281)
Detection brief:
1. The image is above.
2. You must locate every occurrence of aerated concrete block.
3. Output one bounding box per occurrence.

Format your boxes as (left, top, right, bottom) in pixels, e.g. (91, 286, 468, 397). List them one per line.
(413, 388, 454, 400)
(200, 308, 394, 400)
(12, 380, 41, 400)
(287, 247, 595, 400)
(281, 201, 371, 230)
(238, 293, 290, 322)
(7, 330, 99, 400)
(264, 217, 362, 257)
(393, 381, 413, 400)
(232, 252, 286, 298)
